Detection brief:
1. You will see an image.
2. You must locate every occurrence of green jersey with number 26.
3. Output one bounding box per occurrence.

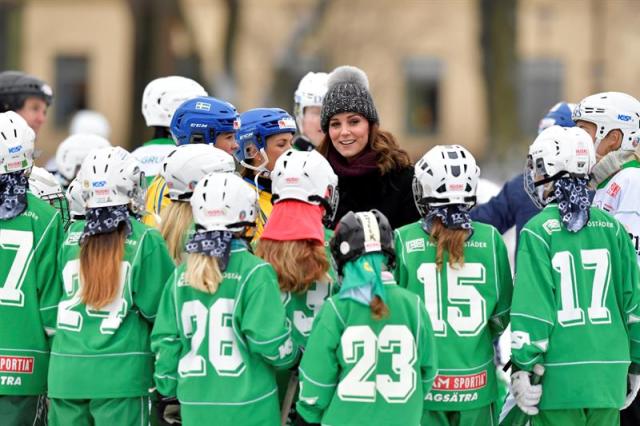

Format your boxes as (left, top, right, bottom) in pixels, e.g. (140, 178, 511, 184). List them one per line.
(394, 220, 513, 411)
(47, 219, 175, 399)
(0, 194, 63, 396)
(511, 205, 640, 410)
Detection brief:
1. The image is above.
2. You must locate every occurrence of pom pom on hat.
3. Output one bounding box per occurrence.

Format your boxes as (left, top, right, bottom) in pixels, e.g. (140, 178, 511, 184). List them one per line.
(321, 65, 378, 133)
(327, 65, 370, 91)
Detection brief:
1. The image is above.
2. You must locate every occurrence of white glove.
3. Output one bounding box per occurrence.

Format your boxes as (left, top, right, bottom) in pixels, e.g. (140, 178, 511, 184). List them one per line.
(622, 374, 640, 409)
(511, 369, 542, 416)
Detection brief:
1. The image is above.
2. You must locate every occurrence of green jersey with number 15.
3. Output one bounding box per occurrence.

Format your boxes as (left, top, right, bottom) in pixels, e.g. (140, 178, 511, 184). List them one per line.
(0, 194, 63, 396)
(47, 219, 175, 399)
(394, 220, 513, 411)
(511, 205, 640, 410)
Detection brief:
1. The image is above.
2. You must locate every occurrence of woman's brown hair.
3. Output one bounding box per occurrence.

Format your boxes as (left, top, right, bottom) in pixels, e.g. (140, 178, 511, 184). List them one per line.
(370, 295, 389, 320)
(159, 201, 193, 264)
(255, 239, 329, 293)
(429, 218, 467, 271)
(318, 122, 411, 174)
(79, 224, 127, 309)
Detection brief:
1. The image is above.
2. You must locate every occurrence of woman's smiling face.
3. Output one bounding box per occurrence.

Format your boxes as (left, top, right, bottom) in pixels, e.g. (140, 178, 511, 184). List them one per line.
(328, 112, 370, 159)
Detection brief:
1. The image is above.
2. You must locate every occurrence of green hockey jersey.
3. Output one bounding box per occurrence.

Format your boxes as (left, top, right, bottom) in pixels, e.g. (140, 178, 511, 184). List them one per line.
(511, 205, 640, 410)
(296, 276, 438, 426)
(281, 228, 338, 348)
(151, 241, 299, 425)
(394, 220, 512, 411)
(0, 194, 63, 395)
(47, 219, 175, 399)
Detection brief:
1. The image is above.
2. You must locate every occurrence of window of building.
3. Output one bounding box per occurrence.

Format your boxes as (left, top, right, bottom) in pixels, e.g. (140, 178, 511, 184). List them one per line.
(54, 56, 88, 128)
(518, 59, 564, 135)
(405, 57, 442, 136)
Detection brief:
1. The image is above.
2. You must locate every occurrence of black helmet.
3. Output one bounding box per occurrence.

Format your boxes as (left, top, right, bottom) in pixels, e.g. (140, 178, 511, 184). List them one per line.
(0, 71, 53, 112)
(330, 209, 395, 273)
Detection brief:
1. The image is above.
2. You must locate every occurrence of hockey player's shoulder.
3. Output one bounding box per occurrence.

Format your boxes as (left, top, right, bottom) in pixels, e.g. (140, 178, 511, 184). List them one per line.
(25, 192, 59, 222)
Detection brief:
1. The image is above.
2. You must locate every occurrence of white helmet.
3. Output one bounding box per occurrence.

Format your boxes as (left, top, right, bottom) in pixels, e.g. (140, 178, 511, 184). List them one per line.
(142, 76, 208, 127)
(161, 144, 235, 201)
(29, 166, 70, 223)
(271, 148, 338, 221)
(413, 145, 480, 215)
(66, 176, 86, 219)
(294, 72, 329, 129)
(69, 110, 111, 139)
(80, 147, 146, 212)
(0, 111, 35, 174)
(525, 125, 596, 208)
(55, 133, 112, 185)
(191, 172, 257, 232)
(572, 92, 640, 152)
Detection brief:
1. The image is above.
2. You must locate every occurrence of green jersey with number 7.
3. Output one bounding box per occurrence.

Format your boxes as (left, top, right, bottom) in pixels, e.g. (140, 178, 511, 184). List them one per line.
(511, 205, 640, 409)
(394, 220, 513, 411)
(0, 193, 63, 395)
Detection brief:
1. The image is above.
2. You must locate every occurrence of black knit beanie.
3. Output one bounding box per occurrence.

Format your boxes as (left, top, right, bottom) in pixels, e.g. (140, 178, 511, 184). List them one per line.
(320, 65, 379, 133)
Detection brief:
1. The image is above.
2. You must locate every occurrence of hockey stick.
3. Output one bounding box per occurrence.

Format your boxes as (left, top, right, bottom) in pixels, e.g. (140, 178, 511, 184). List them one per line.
(281, 369, 300, 426)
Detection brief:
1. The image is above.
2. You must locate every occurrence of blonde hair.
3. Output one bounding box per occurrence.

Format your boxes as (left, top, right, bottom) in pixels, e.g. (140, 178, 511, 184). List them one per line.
(160, 201, 193, 263)
(184, 253, 223, 294)
(80, 225, 127, 309)
(429, 218, 467, 271)
(255, 239, 329, 293)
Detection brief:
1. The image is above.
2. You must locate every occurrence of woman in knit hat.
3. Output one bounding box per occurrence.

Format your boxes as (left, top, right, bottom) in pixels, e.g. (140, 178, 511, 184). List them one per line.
(318, 65, 420, 229)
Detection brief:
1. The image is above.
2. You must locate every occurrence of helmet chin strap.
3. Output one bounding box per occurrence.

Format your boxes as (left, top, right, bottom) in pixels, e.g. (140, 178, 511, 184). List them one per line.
(240, 148, 270, 175)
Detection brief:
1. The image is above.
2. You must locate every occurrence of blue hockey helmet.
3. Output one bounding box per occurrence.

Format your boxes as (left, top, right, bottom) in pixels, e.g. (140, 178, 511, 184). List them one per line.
(170, 96, 240, 146)
(538, 102, 576, 134)
(235, 108, 297, 167)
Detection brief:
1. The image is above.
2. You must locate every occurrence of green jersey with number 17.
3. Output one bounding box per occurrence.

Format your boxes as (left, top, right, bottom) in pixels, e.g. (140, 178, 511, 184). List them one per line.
(394, 220, 513, 411)
(0, 194, 63, 395)
(47, 219, 175, 399)
(511, 205, 640, 410)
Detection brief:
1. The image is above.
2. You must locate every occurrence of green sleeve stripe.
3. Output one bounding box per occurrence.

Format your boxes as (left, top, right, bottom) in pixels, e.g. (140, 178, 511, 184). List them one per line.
(626, 304, 639, 315)
(232, 262, 273, 349)
(394, 229, 407, 267)
(327, 298, 346, 328)
(34, 210, 59, 252)
(544, 360, 629, 367)
(154, 374, 177, 381)
(491, 227, 500, 299)
(491, 307, 511, 319)
(415, 296, 422, 347)
(39, 305, 57, 311)
(299, 368, 336, 388)
(512, 312, 554, 326)
(521, 228, 549, 250)
(245, 328, 290, 345)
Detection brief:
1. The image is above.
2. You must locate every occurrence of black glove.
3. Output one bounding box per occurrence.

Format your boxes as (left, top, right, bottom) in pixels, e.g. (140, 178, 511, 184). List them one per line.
(293, 412, 321, 426)
(157, 395, 181, 425)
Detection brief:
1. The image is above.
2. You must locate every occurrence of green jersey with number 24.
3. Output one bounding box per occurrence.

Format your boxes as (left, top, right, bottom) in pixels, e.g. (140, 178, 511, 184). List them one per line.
(47, 219, 175, 399)
(394, 220, 513, 411)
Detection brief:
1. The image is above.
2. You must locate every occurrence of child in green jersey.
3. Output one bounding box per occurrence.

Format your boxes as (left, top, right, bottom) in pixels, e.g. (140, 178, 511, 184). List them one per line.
(395, 144, 513, 426)
(47, 147, 175, 426)
(508, 125, 640, 425)
(254, 148, 339, 422)
(0, 112, 64, 426)
(158, 143, 235, 264)
(151, 172, 299, 426)
(296, 210, 438, 426)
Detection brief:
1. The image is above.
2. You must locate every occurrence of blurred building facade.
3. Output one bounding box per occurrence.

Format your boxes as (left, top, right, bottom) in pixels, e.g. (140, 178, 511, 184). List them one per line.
(4, 0, 640, 167)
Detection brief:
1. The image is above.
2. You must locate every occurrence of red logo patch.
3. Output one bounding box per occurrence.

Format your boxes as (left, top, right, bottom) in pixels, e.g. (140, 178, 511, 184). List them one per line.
(0, 356, 34, 374)
(432, 371, 487, 391)
(607, 182, 621, 198)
